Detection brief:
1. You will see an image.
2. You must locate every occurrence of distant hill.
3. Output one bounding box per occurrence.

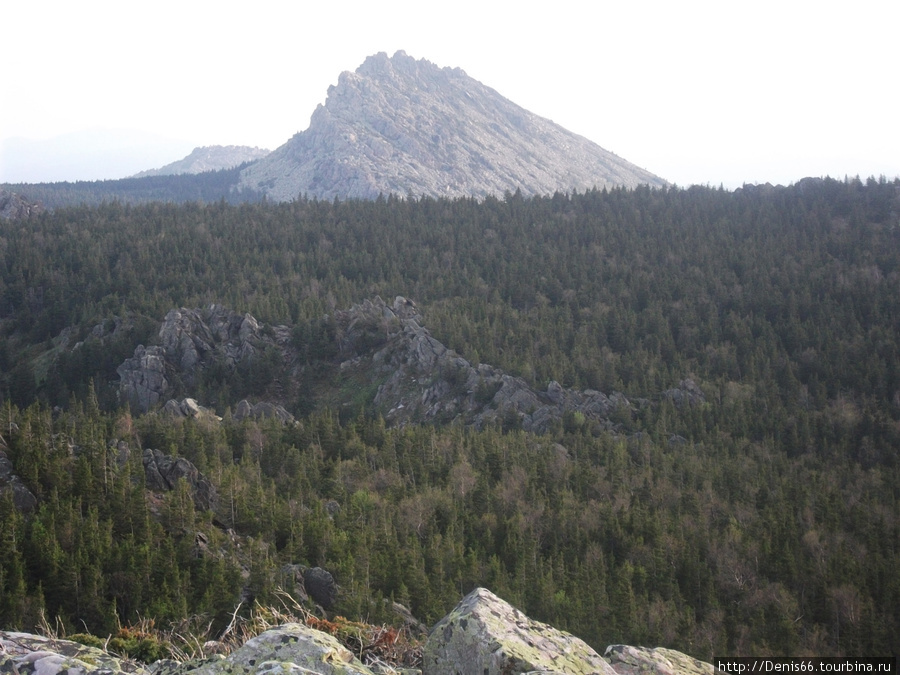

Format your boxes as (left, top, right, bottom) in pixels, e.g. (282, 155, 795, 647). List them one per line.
(239, 50, 666, 201)
(133, 145, 270, 177)
(0, 129, 194, 183)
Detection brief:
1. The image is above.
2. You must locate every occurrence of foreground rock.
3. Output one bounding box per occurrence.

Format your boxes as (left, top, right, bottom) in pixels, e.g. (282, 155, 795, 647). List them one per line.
(424, 587, 617, 675)
(0, 631, 144, 675)
(153, 624, 377, 675)
(1, 587, 719, 675)
(605, 645, 718, 675)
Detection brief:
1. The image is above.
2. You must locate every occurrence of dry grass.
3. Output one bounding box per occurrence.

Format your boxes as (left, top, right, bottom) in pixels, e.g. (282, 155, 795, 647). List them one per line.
(41, 593, 423, 670)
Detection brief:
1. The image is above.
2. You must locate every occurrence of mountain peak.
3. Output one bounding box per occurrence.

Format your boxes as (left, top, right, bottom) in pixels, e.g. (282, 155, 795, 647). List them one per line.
(239, 51, 666, 201)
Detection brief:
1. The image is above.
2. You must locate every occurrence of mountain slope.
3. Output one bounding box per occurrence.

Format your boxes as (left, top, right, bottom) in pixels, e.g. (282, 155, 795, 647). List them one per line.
(133, 145, 270, 177)
(239, 51, 666, 201)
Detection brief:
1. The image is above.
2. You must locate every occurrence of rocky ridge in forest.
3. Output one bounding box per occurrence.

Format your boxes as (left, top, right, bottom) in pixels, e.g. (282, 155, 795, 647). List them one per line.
(238, 50, 666, 201)
(0, 587, 718, 675)
(116, 297, 700, 433)
(117, 306, 294, 414)
(333, 296, 649, 433)
(0, 189, 45, 220)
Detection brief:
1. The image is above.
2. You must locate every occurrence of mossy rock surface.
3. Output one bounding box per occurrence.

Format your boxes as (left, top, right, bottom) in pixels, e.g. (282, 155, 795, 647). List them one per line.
(180, 624, 375, 675)
(423, 587, 617, 675)
(604, 645, 717, 675)
(0, 631, 148, 675)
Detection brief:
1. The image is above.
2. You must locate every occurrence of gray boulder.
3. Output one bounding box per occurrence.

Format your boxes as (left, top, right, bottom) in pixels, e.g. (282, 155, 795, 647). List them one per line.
(0, 631, 147, 675)
(604, 645, 718, 675)
(423, 587, 617, 675)
(303, 567, 338, 610)
(164, 624, 376, 675)
(161, 398, 221, 421)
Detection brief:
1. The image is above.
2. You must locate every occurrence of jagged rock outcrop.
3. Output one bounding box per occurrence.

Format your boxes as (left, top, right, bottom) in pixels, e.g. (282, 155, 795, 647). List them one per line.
(142, 448, 218, 513)
(0, 189, 45, 220)
(116, 297, 698, 434)
(0, 448, 37, 512)
(118, 306, 293, 413)
(239, 51, 666, 202)
(424, 587, 617, 675)
(158, 306, 264, 378)
(133, 146, 270, 178)
(335, 296, 633, 433)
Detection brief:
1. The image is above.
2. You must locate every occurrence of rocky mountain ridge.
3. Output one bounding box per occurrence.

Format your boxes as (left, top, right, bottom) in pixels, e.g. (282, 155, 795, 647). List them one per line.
(114, 297, 702, 433)
(239, 51, 666, 201)
(133, 146, 270, 178)
(0, 189, 45, 219)
(0, 587, 718, 675)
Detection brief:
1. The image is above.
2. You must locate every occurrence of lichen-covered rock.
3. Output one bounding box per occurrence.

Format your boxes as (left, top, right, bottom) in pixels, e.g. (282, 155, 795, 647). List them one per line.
(423, 587, 617, 675)
(604, 645, 718, 675)
(179, 623, 376, 675)
(0, 631, 148, 675)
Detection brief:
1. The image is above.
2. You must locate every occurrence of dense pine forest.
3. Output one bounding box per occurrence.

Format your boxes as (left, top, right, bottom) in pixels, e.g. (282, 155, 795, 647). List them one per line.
(1, 177, 899, 658)
(1, 164, 263, 210)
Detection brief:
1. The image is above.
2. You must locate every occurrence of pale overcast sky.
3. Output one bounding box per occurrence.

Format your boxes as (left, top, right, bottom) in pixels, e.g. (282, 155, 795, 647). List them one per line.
(1, 0, 897, 187)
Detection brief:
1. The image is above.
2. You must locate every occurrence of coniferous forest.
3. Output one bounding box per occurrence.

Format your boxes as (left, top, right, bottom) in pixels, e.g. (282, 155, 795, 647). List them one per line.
(1, 177, 899, 658)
